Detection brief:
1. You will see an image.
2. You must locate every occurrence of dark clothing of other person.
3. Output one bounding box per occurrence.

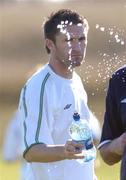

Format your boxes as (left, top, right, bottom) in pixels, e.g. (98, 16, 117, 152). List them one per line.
(121, 146, 126, 180)
(98, 66, 126, 180)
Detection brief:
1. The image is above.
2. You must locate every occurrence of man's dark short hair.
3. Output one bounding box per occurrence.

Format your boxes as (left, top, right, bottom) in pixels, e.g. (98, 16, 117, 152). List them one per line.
(43, 9, 89, 53)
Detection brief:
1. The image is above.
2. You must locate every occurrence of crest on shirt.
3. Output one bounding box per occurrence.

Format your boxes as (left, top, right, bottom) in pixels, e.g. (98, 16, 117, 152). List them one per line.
(64, 104, 72, 110)
(121, 98, 126, 103)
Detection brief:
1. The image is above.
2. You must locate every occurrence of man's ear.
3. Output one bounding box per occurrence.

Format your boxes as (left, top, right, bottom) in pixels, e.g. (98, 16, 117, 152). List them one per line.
(45, 39, 55, 52)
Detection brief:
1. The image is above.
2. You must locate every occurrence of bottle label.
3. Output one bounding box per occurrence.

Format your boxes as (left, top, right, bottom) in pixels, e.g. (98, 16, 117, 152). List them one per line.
(85, 138, 93, 150)
(74, 138, 93, 150)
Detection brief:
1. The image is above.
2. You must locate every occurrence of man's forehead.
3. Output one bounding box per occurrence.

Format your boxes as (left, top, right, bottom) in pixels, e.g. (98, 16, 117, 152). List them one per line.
(66, 24, 84, 31)
(57, 24, 87, 37)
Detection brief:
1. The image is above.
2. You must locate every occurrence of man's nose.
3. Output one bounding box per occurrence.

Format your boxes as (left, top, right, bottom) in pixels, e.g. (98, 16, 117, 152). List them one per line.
(72, 41, 81, 51)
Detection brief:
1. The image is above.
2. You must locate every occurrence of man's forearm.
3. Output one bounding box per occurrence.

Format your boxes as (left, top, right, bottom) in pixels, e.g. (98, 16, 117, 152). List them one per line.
(24, 144, 66, 162)
(24, 140, 84, 163)
(99, 140, 122, 165)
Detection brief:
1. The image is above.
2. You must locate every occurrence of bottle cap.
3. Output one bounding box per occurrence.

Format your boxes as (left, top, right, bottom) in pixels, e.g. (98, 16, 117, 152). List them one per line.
(73, 112, 80, 121)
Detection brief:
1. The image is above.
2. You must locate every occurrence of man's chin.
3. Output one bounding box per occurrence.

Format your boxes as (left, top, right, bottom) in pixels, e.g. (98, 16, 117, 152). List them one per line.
(72, 61, 81, 68)
(65, 60, 82, 69)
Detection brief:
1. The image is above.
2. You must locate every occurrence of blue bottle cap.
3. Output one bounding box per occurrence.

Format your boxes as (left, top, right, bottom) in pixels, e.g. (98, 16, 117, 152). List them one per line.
(73, 112, 80, 121)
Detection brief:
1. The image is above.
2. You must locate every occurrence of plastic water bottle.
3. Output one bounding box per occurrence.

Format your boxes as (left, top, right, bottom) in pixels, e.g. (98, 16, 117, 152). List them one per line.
(69, 112, 96, 163)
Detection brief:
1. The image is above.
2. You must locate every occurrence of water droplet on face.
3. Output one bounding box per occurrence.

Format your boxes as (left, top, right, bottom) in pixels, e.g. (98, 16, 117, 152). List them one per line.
(60, 29, 67, 34)
(65, 20, 68, 24)
(77, 23, 83, 27)
(69, 22, 73, 26)
(68, 63, 73, 70)
(61, 21, 64, 25)
(57, 24, 62, 29)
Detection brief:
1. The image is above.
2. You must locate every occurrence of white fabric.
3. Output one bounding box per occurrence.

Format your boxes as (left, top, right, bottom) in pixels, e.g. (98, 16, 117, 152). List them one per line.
(2, 111, 29, 180)
(97, 140, 112, 149)
(19, 64, 99, 180)
(3, 111, 22, 161)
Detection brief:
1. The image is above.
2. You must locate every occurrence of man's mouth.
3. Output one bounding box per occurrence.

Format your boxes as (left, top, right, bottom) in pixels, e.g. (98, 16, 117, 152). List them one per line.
(71, 55, 82, 57)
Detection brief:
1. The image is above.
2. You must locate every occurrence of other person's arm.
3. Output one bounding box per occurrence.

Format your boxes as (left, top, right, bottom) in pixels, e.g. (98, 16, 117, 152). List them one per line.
(99, 132, 126, 165)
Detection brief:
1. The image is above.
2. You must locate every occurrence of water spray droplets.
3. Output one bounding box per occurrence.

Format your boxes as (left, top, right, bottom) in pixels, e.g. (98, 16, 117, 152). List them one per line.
(82, 64, 94, 84)
(100, 27, 105, 32)
(96, 51, 125, 84)
(121, 41, 125, 45)
(95, 24, 99, 29)
(82, 23, 126, 97)
(96, 24, 125, 46)
(109, 31, 114, 35)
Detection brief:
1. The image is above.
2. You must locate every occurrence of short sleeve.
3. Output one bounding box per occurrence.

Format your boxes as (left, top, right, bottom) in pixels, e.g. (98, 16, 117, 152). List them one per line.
(18, 83, 54, 157)
(98, 78, 122, 149)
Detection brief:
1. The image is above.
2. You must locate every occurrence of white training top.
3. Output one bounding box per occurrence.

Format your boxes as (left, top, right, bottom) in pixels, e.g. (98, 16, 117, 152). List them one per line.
(2, 111, 30, 180)
(19, 63, 99, 180)
(3, 111, 22, 161)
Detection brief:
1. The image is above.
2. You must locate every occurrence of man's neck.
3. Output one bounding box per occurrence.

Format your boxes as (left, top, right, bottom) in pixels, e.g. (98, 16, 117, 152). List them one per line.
(49, 59, 73, 79)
